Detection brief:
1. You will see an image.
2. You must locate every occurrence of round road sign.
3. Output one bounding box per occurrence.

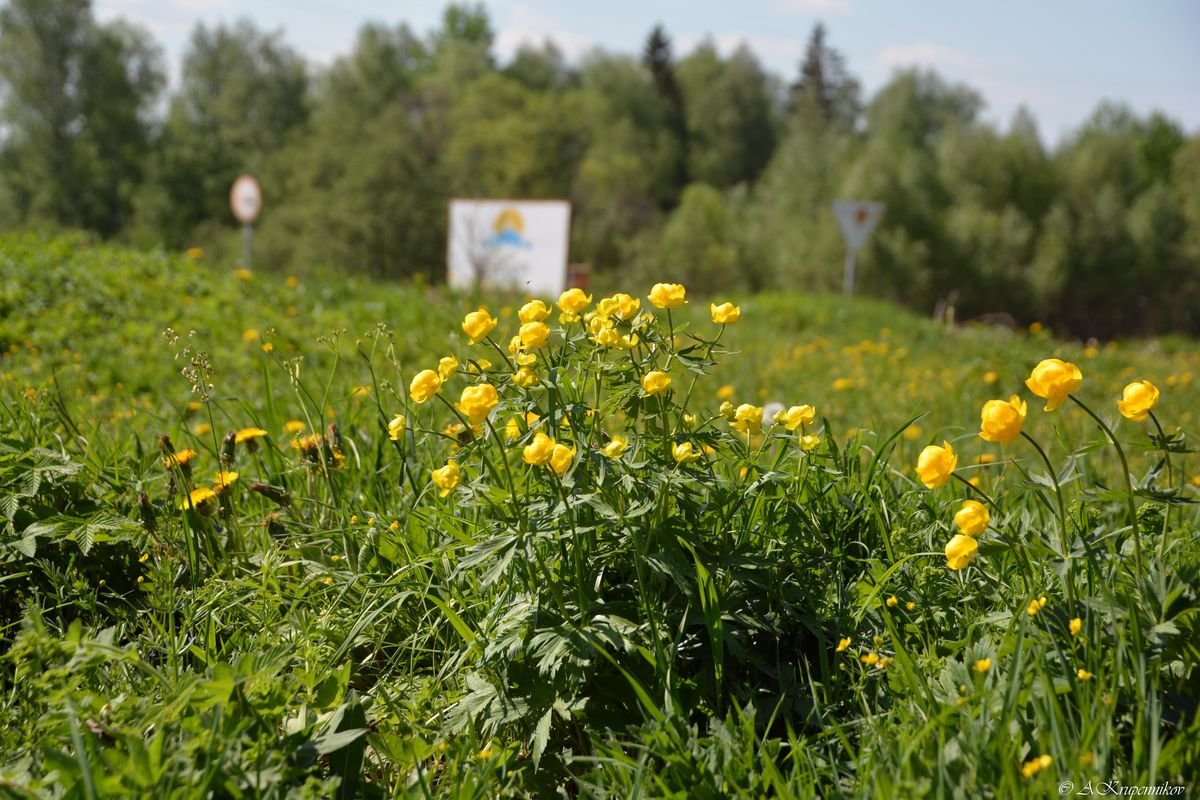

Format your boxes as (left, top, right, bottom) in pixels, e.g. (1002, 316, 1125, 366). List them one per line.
(230, 175, 262, 224)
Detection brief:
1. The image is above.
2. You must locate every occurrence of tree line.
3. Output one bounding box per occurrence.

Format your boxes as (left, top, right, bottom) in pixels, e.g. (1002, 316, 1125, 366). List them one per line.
(2, 0, 1198, 337)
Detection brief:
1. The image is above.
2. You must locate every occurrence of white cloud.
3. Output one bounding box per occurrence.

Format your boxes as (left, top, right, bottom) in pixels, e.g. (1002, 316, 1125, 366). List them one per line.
(878, 42, 978, 70)
(494, 4, 595, 62)
(772, 0, 851, 13)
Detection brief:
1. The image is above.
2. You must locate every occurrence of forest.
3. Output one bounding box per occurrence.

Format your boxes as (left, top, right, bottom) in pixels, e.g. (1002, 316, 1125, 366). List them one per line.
(1, 0, 1198, 337)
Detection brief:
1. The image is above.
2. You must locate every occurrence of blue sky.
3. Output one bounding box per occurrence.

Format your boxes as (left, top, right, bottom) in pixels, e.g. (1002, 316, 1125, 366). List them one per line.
(95, 0, 1200, 147)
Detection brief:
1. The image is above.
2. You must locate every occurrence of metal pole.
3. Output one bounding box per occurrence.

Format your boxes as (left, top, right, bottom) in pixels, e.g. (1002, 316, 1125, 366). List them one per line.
(242, 223, 253, 270)
(843, 249, 857, 297)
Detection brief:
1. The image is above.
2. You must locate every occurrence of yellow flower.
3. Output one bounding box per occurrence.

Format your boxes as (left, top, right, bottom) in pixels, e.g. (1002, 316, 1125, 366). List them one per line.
(234, 427, 268, 444)
(234, 268, 252, 281)
(601, 434, 629, 459)
(836, 637, 851, 653)
(642, 371, 671, 397)
(508, 335, 537, 366)
(591, 326, 620, 347)
(800, 434, 821, 451)
(672, 441, 701, 464)
(906, 601, 917, 611)
(438, 355, 459, 381)
(163, 448, 197, 469)
(973, 658, 991, 673)
(557, 288, 592, 314)
(242, 328, 259, 343)
(431, 461, 460, 497)
(185, 247, 204, 261)
(1077, 668, 1094, 681)
(549, 443, 575, 476)
(456, 383, 499, 426)
(462, 308, 498, 345)
(979, 395, 1027, 445)
(886, 595, 898, 607)
(776, 404, 815, 431)
(519, 321, 551, 349)
(505, 411, 539, 441)
(1069, 617, 1082, 636)
(1021, 755, 1052, 778)
(648, 283, 687, 308)
(710, 301, 741, 324)
(1025, 358, 1083, 411)
(352, 385, 371, 398)
(178, 487, 217, 510)
(597, 292, 640, 320)
(945, 534, 978, 570)
(518, 299, 551, 323)
(388, 414, 406, 441)
(716, 384, 735, 401)
(730, 404, 763, 435)
(284, 420, 305, 435)
(916, 441, 957, 489)
(261, 342, 274, 353)
(860, 652, 879, 666)
(1117, 379, 1159, 422)
(983, 370, 999, 385)
(467, 359, 491, 374)
(409, 369, 442, 404)
(1027, 596, 1048, 616)
(513, 366, 539, 388)
(954, 500, 990, 536)
(876, 657, 892, 670)
(213, 470, 239, 491)
(523, 432, 556, 466)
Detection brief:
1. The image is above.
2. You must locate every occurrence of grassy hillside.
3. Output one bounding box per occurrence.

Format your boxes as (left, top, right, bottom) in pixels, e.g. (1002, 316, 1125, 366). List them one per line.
(1, 233, 1198, 797)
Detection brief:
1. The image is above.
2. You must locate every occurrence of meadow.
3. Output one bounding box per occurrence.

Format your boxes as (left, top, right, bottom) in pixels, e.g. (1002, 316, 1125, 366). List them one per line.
(1, 232, 1198, 797)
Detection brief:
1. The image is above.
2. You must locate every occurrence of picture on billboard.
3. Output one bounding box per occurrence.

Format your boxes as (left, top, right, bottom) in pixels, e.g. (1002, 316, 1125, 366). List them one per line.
(447, 199, 572, 296)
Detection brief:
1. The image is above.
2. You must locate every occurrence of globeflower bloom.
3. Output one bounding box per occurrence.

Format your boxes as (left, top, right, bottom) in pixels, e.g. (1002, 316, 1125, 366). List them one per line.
(601, 434, 629, 459)
(557, 288, 592, 314)
(438, 355, 459, 381)
(549, 443, 575, 476)
(519, 321, 551, 350)
(730, 404, 763, 435)
(672, 441, 701, 464)
(1117, 379, 1159, 422)
(388, 414, 406, 441)
(648, 283, 687, 309)
(518, 299, 550, 323)
(1021, 755, 1052, 779)
(431, 461, 460, 498)
(409, 369, 442, 404)
(642, 371, 672, 396)
(836, 637, 851, 653)
(523, 432, 556, 466)
(1027, 596, 1048, 616)
(710, 302, 741, 324)
(456, 383, 499, 426)
(597, 293, 640, 321)
(1025, 358, 1083, 411)
(1069, 617, 1083, 636)
(916, 441, 957, 489)
(945, 534, 978, 570)
(462, 308, 498, 345)
(776, 404, 815, 431)
(954, 500, 990, 537)
(979, 395, 1027, 444)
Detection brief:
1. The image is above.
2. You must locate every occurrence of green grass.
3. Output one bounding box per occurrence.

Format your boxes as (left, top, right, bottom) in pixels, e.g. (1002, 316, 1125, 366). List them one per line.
(1, 232, 1198, 797)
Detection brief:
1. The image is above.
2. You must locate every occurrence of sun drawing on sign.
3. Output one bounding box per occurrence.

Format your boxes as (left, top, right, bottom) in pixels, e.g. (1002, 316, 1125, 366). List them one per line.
(485, 207, 532, 248)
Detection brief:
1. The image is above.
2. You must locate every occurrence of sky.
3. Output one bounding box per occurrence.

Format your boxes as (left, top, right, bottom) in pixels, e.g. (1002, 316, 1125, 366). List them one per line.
(94, 0, 1200, 147)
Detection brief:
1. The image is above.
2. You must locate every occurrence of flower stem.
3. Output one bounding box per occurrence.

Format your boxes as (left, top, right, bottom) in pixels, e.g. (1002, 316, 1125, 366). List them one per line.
(1069, 396, 1144, 581)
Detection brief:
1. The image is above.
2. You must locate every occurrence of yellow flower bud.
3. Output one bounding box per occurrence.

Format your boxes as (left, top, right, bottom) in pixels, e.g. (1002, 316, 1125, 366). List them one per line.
(710, 301, 741, 324)
(462, 308, 498, 345)
(409, 369, 442, 404)
(944, 534, 978, 570)
(648, 282, 687, 309)
(954, 500, 990, 537)
(1117, 379, 1159, 421)
(916, 441, 957, 489)
(518, 299, 551, 323)
(642, 370, 671, 397)
(979, 395, 1027, 444)
(431, 461, 460, 497)
(557, 288, 592, 314)
(1025, 358, 1082, 411)
(388, 414, 406, 441)
(601, 434, 629, 459)
(523, 432, 556, 466)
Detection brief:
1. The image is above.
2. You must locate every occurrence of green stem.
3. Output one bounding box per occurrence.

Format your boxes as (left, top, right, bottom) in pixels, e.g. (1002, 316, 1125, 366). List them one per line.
(1070, 395, 1144, 581)
(1148, 411, 1174, 555)
(1020, 430, 1076, 607)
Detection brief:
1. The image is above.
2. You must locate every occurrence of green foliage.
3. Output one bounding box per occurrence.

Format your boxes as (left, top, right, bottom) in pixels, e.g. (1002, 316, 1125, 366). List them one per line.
(1, 236, 1198, 795)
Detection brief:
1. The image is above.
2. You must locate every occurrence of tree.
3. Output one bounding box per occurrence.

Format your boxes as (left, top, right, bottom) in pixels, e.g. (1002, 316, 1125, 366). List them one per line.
(136, 19, 308, 247)
(676, 42, 779, 188)
(642, 25, 688, 201)
(789, 24, 860, 130)
(0, 0, 163, 235)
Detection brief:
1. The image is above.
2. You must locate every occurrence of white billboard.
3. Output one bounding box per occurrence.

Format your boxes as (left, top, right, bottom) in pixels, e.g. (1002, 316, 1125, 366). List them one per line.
(447, 199, 572, 296)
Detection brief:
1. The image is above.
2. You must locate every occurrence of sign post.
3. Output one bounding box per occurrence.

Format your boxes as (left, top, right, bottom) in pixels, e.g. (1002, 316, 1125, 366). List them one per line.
(229, 175, 262, 269)
(832, 200, 885, 297)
